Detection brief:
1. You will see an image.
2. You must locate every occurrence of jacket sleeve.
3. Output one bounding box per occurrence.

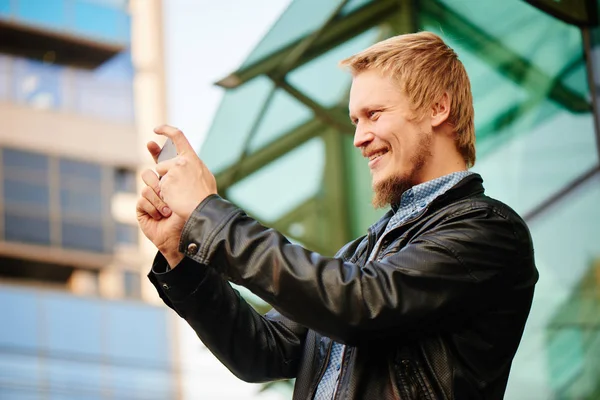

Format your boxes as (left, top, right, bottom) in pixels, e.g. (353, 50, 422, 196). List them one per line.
(178, 195, 538, 345)
(149, 252, 307, 383)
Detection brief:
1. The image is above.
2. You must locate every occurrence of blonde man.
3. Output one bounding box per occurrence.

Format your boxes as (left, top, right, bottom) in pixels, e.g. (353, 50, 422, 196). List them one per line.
(138, 32, 538, 399)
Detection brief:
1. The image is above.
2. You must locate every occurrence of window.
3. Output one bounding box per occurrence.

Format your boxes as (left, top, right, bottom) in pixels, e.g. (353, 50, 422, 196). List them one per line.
(114, 168, 137, 194)
(115, 222, 138, 246)
(123, 270, 141, 299)
(61, 222, 105, 253)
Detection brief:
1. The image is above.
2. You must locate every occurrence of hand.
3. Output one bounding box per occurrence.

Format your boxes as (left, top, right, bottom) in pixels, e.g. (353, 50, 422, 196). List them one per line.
(153, 125, 218, 221)
(136, 168, 186, 267)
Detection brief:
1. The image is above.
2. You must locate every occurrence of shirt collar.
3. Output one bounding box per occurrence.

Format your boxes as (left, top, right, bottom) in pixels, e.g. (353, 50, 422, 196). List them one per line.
(391, 170, 474, 213)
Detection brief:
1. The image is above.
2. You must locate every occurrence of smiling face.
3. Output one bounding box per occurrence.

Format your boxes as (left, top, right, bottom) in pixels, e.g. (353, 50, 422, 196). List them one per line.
(349, 69, 435, 207)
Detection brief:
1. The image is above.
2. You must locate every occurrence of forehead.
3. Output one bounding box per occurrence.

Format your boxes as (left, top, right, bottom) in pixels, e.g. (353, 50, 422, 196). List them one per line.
(348, 70, 405, 112)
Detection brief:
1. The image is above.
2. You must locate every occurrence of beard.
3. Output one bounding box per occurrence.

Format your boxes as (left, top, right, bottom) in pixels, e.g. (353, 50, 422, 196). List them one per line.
(372, 131, 433, 208)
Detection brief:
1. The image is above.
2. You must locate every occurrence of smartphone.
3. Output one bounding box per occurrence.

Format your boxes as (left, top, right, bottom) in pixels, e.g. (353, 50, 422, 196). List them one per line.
(157, 139, 177, 163)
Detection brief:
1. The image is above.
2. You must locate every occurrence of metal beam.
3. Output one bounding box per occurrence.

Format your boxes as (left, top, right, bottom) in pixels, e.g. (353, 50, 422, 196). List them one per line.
(216, 118, 325, 191)
(581, 27, 600, 163)
(524, 164, 600, 222)
(477, 54, 587, 139)
(215, 0, 401, 89)
(271, 77, 355, 133)
(421, 0, 591, 114)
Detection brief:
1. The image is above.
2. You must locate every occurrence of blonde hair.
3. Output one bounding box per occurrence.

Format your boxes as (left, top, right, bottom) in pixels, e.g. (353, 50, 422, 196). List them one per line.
(340, 31, 476, 167)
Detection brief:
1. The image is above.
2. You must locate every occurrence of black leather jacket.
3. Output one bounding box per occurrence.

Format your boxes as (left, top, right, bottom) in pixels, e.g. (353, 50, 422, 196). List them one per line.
(150, 174, 538, 399)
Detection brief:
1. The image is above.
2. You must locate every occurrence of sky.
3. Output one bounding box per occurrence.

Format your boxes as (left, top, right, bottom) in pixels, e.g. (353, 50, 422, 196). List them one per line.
(162, 1, 292, 398)
(163, 0, 291, 151)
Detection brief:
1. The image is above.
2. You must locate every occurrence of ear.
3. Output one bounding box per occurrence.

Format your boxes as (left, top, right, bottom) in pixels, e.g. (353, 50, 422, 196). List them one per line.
(431, 92, 451, 128)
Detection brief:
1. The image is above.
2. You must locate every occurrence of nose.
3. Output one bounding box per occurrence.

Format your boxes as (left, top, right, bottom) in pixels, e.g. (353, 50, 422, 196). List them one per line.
(353, 123, 374, 148)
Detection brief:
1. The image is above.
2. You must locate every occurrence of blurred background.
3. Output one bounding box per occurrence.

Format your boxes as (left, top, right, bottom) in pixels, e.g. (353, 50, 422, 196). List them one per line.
(0, 0, 599, 399)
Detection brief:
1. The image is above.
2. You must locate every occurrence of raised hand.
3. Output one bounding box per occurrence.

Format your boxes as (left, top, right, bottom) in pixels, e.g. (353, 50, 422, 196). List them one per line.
(153, 125, 218, 221)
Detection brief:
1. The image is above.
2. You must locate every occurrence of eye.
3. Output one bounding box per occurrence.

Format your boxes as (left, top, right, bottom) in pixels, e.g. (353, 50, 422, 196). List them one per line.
(368, 110, 381, 119)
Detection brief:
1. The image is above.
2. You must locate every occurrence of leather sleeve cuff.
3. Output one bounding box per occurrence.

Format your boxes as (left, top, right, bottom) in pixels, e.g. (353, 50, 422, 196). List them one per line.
(178, 194, 241, 266)
(150, 251, 210, 303)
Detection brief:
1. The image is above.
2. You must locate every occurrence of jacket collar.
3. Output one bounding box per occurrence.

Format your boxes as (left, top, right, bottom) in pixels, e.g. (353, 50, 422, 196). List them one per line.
(369, 173, 485, 234)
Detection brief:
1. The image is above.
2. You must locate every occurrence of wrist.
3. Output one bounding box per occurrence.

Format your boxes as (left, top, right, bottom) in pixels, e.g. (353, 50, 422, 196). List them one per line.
(160, 249, 185, 269)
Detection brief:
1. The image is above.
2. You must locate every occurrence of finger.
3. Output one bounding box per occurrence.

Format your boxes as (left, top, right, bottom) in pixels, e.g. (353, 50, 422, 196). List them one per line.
(136, 196, 163, 220)
(147, 141, 162, 163)
(153, 125, 195, 155)
(141, 185, 172, 217)
(156, 157, 179, 178)
(141, 169, 160, 193)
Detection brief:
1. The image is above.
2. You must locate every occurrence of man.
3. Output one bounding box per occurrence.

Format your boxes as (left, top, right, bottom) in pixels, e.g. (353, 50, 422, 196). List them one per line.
(137, 32, 538, 399)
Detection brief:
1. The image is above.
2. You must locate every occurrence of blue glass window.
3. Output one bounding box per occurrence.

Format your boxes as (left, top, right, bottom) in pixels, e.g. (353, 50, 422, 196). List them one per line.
(123, 271, 141, 298)
(114, 167, 137, 193)
(116, 223, 138, 245)
(4, 179, 50, 210)
(74, 0, 130, 43)
(16, 0, 66, 31)
(59, 159, 102, 182)
(0, 289, 40, 349)
(46, 359, 104, 400)
(59, 189, 103, 220)
(44, 295, 103, 356)
(13, 58, 63, 109)
(5, 213, 51, 245)
(2, 148, 49, 171)
(104, 303, 170, 365)
(61, 222, 105, 252)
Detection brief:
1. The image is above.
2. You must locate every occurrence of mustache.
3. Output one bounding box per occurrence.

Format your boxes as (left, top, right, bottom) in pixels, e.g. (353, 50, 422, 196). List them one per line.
(361, 146, 389, 158)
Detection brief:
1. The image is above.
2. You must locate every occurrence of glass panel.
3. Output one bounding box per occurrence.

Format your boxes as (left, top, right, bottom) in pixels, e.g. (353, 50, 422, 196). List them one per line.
(104, 302, 170, 365)
(13, 58, 63, 110)
(506, 174, 600, 399)
(472, 100, 597, 217)
(74, 70, 134, 122)
(0, 55, 9, 100)
(228, 137, 325, 222)
(0, 288, 40, 349)
(436, 0, 581, 78)
(287, 28, 379, 109)
(247, 89, 311, 152)
(43, 295, 103, 356)
(16, 0, 66, 31)
(60, 189, 103, 220)
(0, 353, 41, 391)
(200, 76, 275, 173)
(3, 179, 50, 210)
(114, 168, 136, 193)
(241, 0, 344, 68)
(123, 271, 141, 298)
(45, 359, 104, 400)
(115, 222, 138, 245)
(0, 388, 41, 400)
(74, 0, 130, 42)
(339, 0, 373, 15)
(61, 222, 105, 252)
(0, 0, 10, 16)
(109, 366, 174, 400)
(4, 213, 51, 245)
(59, 159, 102, 182)
(2, 148, 49, 171)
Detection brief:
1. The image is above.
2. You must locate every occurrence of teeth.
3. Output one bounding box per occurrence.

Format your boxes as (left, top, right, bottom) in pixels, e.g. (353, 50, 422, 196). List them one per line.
(369, 151, 386, 161)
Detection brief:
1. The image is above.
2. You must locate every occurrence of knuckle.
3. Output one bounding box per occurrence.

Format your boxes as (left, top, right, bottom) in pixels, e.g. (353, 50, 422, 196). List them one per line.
(141, 185, 154, 198)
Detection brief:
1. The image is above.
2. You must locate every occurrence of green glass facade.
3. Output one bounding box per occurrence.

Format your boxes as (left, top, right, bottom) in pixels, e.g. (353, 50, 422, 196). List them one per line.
(201, 0, 600, 398)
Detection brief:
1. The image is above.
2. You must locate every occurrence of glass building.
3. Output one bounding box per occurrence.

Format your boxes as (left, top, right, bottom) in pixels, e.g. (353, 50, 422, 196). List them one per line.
(0, 0, 179, 398)
(200, 0, 600, 398)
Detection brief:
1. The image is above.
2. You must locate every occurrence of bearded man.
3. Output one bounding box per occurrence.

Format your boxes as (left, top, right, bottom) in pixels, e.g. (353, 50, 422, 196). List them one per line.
(137, 32, 538, 399)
